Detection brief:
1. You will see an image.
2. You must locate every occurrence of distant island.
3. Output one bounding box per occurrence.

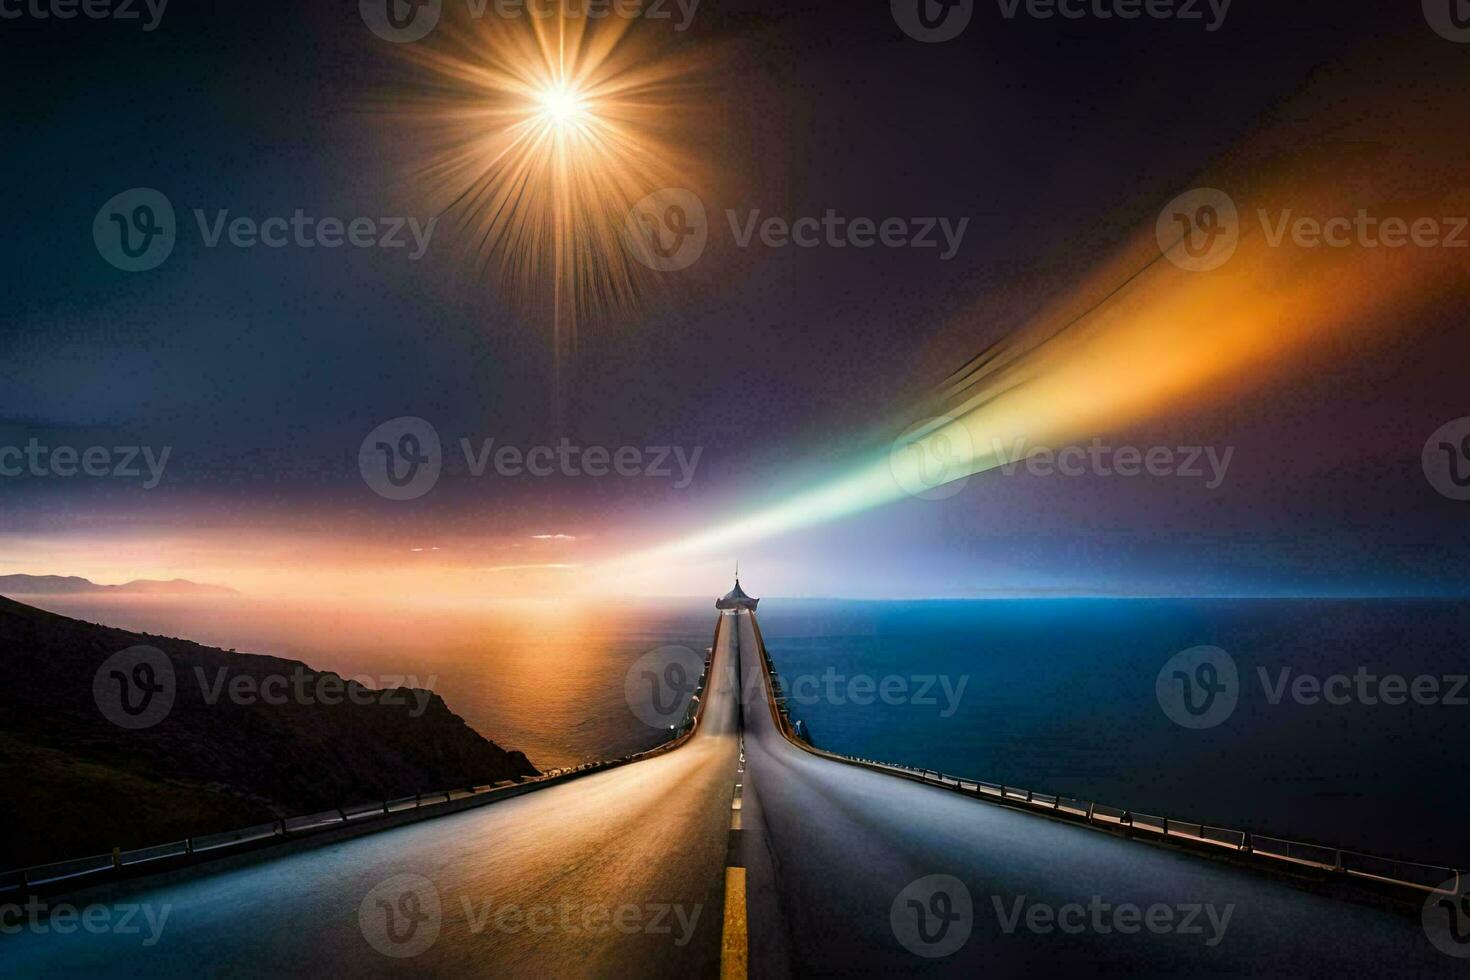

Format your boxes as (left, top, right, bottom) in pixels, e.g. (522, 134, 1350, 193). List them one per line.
(0, 595, 538, 869)
(0, 574, 240, 597)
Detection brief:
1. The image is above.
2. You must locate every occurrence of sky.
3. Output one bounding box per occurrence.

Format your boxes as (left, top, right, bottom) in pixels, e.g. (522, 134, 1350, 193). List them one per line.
(1, 0, 1467, 600)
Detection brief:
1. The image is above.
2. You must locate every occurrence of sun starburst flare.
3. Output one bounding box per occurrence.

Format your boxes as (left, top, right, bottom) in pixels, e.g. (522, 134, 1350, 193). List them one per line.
(372, 6, 714, 355)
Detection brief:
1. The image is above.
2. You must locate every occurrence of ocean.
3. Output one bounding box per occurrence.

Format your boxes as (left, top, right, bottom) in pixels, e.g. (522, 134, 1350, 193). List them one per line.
(24, 594, 1468, 869)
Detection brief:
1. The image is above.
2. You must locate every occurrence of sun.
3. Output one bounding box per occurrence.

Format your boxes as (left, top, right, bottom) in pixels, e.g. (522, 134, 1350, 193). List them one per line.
(535, 83, 590, 130)
(374, 2, 716, 364)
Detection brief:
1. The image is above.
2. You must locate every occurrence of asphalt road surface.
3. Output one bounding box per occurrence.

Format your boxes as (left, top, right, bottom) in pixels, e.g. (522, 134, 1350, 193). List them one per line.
(2, 616, 743, 977)
(3, 609, 1458, 976)
(731, 610, 1454, 976)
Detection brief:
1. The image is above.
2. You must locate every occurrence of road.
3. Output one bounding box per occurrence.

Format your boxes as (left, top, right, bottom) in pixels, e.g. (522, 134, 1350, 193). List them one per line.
(1, 616, 744, 977)
(3, 608, 1456, 976)
(731, 610, 1453, 976)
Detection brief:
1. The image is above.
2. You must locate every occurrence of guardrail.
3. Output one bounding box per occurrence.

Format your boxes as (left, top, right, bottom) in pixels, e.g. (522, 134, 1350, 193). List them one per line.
(1, 615, 724, 898)
(745, 611, 1464, 902)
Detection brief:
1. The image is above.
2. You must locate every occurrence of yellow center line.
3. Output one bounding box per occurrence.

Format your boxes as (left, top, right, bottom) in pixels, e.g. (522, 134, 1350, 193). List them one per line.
(720, 867, 748, 980)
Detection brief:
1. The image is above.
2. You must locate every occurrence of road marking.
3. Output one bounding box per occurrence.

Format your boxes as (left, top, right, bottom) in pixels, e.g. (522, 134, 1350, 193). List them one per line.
(720, 867, 748, 980)
(722, 735, 748, 978)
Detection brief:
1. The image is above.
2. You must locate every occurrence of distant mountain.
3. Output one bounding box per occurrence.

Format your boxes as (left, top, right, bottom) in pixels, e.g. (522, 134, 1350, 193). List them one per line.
(0, 595, 538, 868)
(0, 574, 239, 596)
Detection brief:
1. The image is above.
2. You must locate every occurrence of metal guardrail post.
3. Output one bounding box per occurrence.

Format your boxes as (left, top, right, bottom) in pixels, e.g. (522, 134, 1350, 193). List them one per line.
(1087, 802, 1095, 823)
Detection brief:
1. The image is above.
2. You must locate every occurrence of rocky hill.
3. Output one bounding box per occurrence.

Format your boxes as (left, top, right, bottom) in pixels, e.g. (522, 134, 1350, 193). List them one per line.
(0, 574, 239, 596)
(0, 595, 538, 868)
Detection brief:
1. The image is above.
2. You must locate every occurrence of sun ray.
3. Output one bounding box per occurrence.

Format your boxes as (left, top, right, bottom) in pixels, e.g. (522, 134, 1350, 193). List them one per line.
(371, 4, 715, 376)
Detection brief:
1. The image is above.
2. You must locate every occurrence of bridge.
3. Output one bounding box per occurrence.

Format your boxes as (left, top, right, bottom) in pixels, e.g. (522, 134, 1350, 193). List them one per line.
(1, 608, 1455, 975)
